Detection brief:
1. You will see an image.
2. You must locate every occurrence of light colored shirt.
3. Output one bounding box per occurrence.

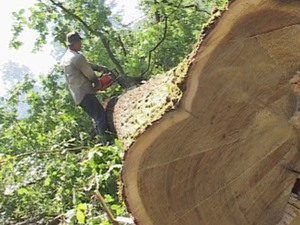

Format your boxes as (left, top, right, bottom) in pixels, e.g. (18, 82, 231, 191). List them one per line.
(61, 49, 99, 105)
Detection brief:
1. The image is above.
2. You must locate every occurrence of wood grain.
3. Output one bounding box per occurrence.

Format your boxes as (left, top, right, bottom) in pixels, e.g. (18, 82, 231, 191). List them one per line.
(121, 0, 300, 224)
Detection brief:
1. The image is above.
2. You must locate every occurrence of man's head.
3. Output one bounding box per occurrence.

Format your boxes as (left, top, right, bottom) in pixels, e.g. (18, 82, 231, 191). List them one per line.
(66, 31, 82, 51)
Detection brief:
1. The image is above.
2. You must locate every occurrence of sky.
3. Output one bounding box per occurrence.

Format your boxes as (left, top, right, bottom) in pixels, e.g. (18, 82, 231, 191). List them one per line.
(0, 0, 56, 96)
(0, 0, 142, 97)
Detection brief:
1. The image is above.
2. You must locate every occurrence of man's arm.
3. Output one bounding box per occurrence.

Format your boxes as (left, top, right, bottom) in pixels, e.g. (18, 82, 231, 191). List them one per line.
(73, 55, 101, 88)
(90, 63, 110, 73)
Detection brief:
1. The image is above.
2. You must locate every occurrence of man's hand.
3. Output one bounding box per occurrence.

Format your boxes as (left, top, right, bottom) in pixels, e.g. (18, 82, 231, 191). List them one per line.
(90, 63, 110, 73)
(92, 77, 101, 90)
(94, 75, 114, 92)
(96, 65, 110, 73)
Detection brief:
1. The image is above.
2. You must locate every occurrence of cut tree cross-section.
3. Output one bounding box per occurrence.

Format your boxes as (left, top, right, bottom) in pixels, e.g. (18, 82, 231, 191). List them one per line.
(114, 0, 300, 224)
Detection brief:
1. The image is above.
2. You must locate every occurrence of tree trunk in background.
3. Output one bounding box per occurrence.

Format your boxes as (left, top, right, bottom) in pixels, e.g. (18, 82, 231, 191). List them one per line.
(108, 0, 300, 224)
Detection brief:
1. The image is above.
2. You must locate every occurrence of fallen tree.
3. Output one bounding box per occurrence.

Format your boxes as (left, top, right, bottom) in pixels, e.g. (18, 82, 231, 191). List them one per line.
(107, 0, 300, 224)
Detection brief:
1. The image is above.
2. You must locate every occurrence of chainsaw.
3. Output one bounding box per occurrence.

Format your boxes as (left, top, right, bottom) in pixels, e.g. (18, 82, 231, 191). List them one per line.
(94, 70, 118, 91)
(95, 69, 145, 90)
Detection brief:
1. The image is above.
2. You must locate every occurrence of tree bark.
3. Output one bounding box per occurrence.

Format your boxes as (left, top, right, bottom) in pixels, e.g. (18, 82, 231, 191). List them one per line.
(108, 0, 300, 224)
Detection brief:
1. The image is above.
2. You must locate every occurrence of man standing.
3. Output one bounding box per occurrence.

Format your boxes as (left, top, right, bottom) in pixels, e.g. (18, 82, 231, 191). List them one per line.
(61, 31, 110, 144)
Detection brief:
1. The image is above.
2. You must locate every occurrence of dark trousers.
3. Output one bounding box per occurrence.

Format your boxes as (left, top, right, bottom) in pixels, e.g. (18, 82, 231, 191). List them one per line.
(79, 94, 107, 135)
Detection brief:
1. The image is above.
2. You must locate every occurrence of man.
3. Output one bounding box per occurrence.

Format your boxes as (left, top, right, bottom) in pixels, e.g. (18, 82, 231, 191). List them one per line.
(61, 31, 110, 144)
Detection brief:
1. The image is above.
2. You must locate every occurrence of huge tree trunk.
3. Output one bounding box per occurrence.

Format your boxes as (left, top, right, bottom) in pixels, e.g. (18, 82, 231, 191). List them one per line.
(108, 0, 300, 224)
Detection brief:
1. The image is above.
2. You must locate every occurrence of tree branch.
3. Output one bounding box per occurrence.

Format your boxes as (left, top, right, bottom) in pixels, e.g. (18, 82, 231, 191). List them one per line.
(7, 213, 63, 225)
(15, 120, 35, 149)
(118, 15, 145, 28)
(100, 35, 126, 75)
(160, 0, 211, 15)
(0, 147, 89, 164)
(49, 0, 94, 34)
(140, 0, 183, 77)
(140, 17, 168, 77)
(118, 35, 127, 57)
(49, 0, 126, 75)
(13, 213, 48, 225)
(45, 214, 64, 225)
(14, 214, 48, 225)
(183, 4, 210, 15)
(154, 0, 161, 23)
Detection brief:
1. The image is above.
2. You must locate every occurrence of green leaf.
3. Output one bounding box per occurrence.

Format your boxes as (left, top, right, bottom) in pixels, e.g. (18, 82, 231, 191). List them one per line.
(76, 208, 85, 224)
(19, 9, 25, 15)
(17, 187, 28, 195)
(77, 203, 87, 210)
(44, 177, 51, 186)
(10, 41, 23, 49)
(105, 194, 114, 203)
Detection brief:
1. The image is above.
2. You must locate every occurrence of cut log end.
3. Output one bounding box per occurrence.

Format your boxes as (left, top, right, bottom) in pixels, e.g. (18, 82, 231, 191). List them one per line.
(114, 0, 300, 224)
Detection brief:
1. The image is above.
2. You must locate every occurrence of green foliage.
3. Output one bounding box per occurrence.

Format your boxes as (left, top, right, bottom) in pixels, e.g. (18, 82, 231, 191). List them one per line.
(10, 0, 228, 77)
(0, 71, 126, 224)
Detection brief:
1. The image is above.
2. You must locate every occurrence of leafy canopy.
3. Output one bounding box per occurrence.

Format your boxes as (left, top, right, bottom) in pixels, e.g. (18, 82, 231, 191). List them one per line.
(10, 0, 228, 77)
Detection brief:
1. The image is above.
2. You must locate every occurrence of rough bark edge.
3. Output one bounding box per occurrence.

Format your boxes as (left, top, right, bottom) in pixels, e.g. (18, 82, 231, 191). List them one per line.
(121, 1, 236, 224)
(112, 63, 186, 149)
(277, 194, 300, 225)
(115, 1, 233, 150)
(289, 72, 300, 129)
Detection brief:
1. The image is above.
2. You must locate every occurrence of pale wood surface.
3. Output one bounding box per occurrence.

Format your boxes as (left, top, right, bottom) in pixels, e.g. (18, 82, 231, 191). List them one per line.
(121, 0, 300, 224)
(290, 214, 300, 225)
